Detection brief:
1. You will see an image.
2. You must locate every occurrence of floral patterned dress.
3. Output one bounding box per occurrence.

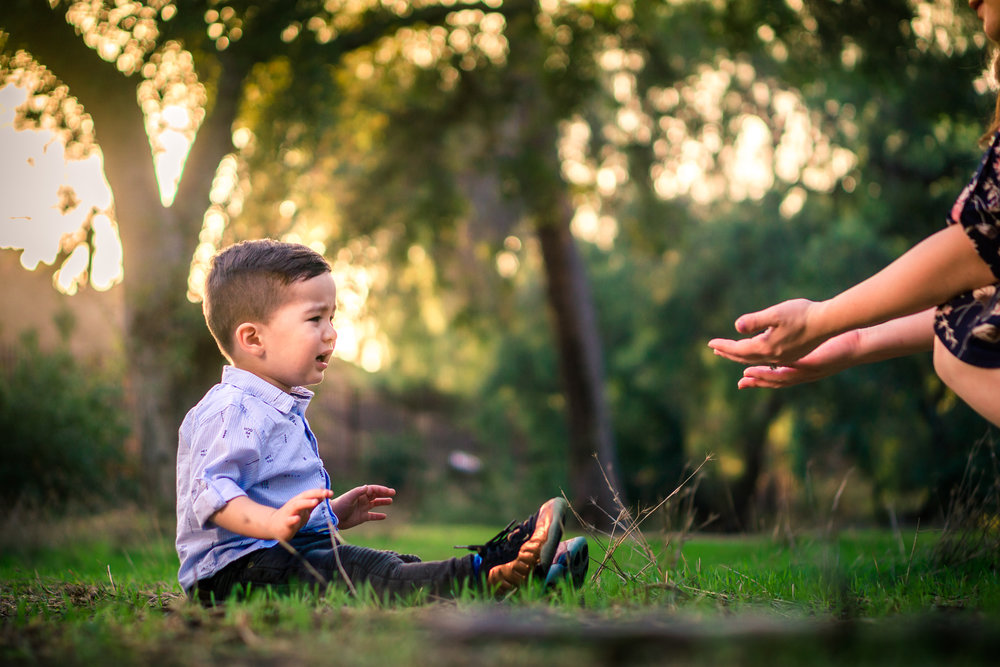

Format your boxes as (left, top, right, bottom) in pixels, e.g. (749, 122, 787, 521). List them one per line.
(934, 132, 1000, 368)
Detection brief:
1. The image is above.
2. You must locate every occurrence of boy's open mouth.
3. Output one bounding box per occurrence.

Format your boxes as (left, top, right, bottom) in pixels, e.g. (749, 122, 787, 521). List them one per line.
(317, 350, 333, 364)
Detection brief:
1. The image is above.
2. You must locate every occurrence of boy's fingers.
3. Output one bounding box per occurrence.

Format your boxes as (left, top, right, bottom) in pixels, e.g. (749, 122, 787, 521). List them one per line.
(298, 488, 333, 501)
(350, 485, 373, 499)
(358, 484, 395, 499)
(287, 496, 322, 514)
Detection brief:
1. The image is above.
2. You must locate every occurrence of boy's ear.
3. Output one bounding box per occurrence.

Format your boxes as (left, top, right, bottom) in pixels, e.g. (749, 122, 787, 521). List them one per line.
(233, 322, 265, 357)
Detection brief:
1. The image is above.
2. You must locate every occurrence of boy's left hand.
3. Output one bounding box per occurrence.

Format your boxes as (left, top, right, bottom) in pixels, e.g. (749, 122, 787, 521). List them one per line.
(330, 484, 396, 530)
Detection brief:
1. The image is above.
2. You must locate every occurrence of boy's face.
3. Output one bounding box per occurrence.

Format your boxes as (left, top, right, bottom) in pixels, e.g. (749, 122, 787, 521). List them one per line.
(249, 272, 338, 393)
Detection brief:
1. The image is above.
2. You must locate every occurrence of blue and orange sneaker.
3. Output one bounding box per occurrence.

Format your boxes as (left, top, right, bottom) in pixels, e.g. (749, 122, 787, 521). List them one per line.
(458, 497, 566, 592)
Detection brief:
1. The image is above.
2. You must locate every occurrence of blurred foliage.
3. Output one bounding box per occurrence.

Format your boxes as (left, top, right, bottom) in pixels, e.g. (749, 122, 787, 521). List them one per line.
(4, 0, 1000, 524)
(336, 0, 999, 523)
(196, 0, 999, 524)
(0, 332, 133, 508)
(362, 431, 425, 494)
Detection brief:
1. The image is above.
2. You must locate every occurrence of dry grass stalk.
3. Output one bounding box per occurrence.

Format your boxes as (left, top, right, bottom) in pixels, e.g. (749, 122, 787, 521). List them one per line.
(934, 431, 1000, 568)
(567, 453, 714, 585)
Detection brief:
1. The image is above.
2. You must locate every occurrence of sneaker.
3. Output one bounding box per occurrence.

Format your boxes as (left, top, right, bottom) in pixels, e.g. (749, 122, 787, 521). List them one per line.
(542, 536, 589, 588)
(457, 497, 566, 592)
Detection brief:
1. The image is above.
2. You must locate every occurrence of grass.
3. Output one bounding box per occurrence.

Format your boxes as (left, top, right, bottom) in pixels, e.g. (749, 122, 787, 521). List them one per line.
(3, 505, 1000, 665)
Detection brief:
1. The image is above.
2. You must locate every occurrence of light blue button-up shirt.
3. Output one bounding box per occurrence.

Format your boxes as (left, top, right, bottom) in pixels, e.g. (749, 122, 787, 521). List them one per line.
(175, 366, 338, 591)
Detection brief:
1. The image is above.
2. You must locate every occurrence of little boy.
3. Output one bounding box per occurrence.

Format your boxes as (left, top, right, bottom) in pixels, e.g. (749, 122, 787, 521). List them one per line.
(175, 239, 587, 604)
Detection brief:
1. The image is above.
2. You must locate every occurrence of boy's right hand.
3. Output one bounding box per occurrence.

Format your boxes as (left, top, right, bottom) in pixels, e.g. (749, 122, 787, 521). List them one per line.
(211, 489, 334, 542)
(270, 489, 334, 541)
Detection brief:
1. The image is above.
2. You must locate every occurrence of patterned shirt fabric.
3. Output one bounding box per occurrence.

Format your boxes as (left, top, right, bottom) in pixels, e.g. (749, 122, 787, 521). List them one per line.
(175, 365, 338, 591)
(934, 131, 1000, 368)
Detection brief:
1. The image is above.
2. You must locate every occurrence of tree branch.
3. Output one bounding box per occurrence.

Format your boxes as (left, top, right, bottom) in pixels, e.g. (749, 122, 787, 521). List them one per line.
(0, 0, 139, 106)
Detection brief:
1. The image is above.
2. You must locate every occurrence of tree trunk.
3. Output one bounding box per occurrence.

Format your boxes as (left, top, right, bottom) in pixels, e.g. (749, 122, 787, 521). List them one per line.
(535, 212, 623, 528)
(1, 2, 244, 503)
(491, 9, 623, 530)
(501, 73, 623, 528)
(90, 54, 249, 504)
(728, 392, 783, 530)
(6, 0, 617, 515)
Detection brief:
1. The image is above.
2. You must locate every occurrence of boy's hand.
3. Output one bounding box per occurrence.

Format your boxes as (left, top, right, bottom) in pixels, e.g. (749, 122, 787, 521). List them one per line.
(210, 489, 333, 542)
(270, 489, 335, 541)
(330, 484, 396, 530)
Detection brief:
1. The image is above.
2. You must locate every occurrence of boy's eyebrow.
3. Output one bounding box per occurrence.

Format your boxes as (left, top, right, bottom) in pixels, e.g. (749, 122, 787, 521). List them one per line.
(302, 301, 337, 313)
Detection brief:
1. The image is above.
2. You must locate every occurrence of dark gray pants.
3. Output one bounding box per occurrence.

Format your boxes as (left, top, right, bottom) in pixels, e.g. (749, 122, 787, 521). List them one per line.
(192, 531, 479, 605)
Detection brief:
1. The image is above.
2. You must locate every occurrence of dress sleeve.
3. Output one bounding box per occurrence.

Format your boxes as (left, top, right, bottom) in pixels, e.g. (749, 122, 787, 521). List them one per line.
(949, 134, 1000, 282)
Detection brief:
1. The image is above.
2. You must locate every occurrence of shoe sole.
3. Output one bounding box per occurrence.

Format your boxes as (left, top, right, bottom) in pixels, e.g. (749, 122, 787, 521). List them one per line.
(544, 536, 589, 588)
(487, 497, 567, 591)
(535, 497, 567, 573)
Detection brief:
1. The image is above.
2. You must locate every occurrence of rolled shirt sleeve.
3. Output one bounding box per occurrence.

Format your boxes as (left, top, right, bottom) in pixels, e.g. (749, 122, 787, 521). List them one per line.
(187, 403, 261, 528)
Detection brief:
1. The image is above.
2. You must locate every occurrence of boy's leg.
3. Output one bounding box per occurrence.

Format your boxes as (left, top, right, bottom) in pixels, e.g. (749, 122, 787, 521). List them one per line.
(191, 545, 303, 604)
(193, 498, 567, 602)
(311, 542, 479, 598)
(192, 537, 478, 603)
(299, 497, 568, 598)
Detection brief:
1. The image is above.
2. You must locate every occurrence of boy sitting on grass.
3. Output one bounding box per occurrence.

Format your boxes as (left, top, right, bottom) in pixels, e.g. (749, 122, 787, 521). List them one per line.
(175, 239, 588, 604)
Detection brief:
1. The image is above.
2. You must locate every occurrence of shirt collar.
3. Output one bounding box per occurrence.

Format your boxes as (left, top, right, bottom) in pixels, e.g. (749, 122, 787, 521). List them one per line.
(220, 366, 314, 416)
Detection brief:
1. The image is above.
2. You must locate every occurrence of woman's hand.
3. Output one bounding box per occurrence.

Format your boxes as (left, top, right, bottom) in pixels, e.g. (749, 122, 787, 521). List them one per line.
(710, 310, 936, 390)
(708, 298, 830, 367)
(727, 330, 862, 389)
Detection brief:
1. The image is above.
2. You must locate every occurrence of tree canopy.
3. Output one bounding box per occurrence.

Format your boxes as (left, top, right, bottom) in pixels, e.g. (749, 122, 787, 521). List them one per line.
(1, 0, 996, 523)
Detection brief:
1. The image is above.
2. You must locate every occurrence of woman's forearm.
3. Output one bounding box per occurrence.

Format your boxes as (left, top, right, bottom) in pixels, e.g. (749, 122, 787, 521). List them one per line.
(812, 224, 996, 339)
(851, 308, 937, 365)
(731, 310, 937, 390)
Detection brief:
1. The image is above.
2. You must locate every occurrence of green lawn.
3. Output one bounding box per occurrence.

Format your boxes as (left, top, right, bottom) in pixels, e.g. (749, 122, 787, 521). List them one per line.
(3, 509, 1000, 665)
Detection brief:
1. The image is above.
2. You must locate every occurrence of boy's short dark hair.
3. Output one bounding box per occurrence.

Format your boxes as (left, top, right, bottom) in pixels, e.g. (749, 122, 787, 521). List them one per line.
(204, 239, 331, 358)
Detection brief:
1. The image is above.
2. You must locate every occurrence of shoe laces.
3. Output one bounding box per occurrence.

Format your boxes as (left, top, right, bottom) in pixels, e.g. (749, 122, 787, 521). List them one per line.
(455, 513, 537, 563)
